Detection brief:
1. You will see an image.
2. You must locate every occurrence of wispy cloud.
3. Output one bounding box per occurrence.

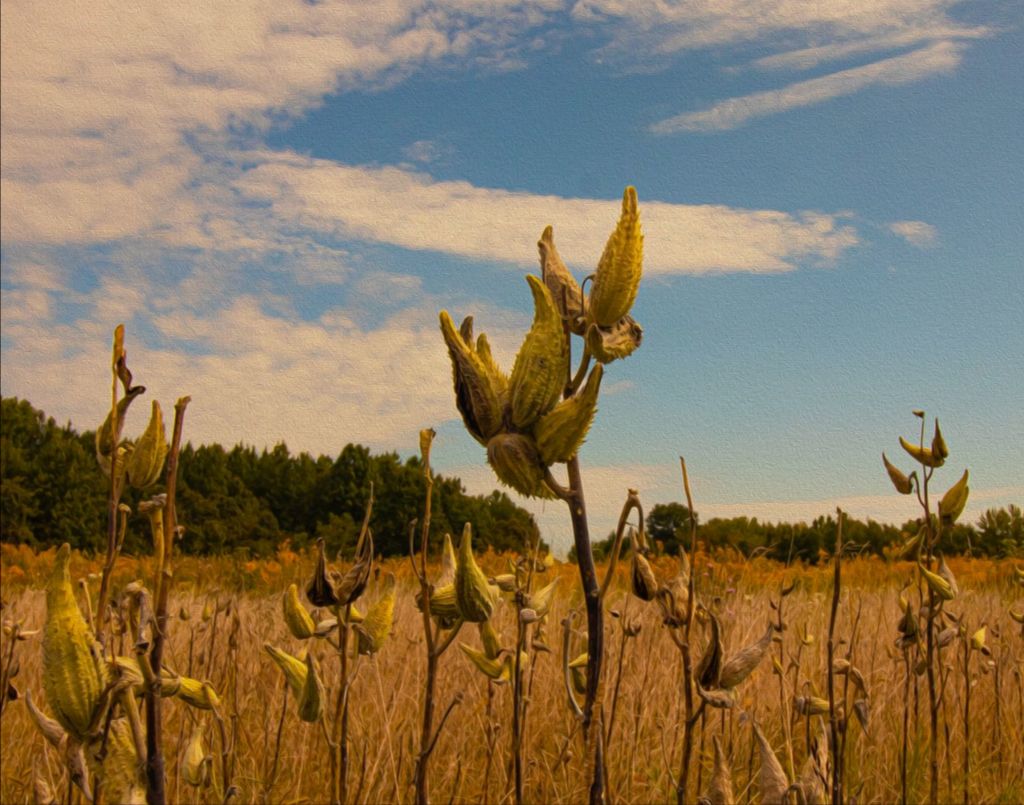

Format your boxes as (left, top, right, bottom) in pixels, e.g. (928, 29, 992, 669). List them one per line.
(651, 41, 963, 134)
(889, 220, 939, 248)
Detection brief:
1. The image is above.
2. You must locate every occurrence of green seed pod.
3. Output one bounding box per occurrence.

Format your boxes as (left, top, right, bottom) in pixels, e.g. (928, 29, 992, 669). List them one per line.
(297, 653, 323, 723)
(538, 225, 585, 334)
(478, 621, 502, 659)
(931, 419, 949, 460)
(460, 643, 512, 682)
(533, 365, 603, 465)
(440, 310, 504, 444)
(919, 562, 956, 601)
(283, 583, 316, 640)
(475, 333, 509, 409)
(882, 453, 913, 495)
(182, 726, 209, 787)
(455, 524, 497, 623)
(938, 470, 969, 524)
(43, 544, 108, 740)
(486, 432, 555, 500)
(585, 316, 643, 364)
(125, 400, 168, 489)
(95, 388, 146, 477)
(526, 578, 559, 620)
(569, 653, 588, 696)
(899, 436, 944, 468)
(171, 677, 221, 711)
(357, 573, 395, 655)
(87, 718, 144, 805)
(416, 583, 461, 625)
(588, 187, 643, 327)
(508, 275, 569, 430)
(719, 624, 773, 689)
(263, 644, 307, 699)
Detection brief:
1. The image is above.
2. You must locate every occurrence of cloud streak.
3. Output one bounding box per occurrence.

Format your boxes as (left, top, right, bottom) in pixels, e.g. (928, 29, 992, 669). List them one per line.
(651, 41, 963, 134)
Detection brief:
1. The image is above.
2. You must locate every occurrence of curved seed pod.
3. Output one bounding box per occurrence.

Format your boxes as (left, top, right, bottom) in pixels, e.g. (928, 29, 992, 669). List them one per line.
(696, 612, 723, 689)
(357, 573, 396, 655)
(25, 689, 65, 748)
(589, 187, 643, 327)
(706, 735, 734, 805)
(125, 400, 167, 489)
(475, 333, 509, 407)
(182, 726, 209, 787)
(970, 625, 988, 653)
(334, 530, 374, 606)
(173, 677, 221, 711)
(585, 316, 643, 364)
(931, 419, 949, 459)
(526, 578, 559, 620)
(455, 524, 497, 623)
(43, 544, 108, 740)
(1008, 608, 1024, 624)
(339, 606, 365, 625)
(569, 653, 588, 696)
(111, 656, 145, 693)
(630, 530, 658, 602)
(538, 225, 585, 334)
(882, 453, 913, 495)
(655, 572, 690, 627)
(440, 310, 504, 444)
(795, 729, 830, 805)
(263, 644, 307, 699)
(793, 696, 832, 716)
(486, 432, 556, 500)
(853, 698, 870, 733)
(899, 436, 944, 468)
(297, 653, 323, 723)
(491, 574, 518, 593)
(478, 621, 503, 659)
(460, 643, 511, 682)
(95, 387, 146, 476)
(719, 624, 773, 689)
(533, 364, 603, 465)
(439, 533, 458, 585)
(416, 583, 461, 624)
(63, 738, 93, 802)
(307, 538, 340, 607)
(937, 555, 960, 599)
(283, 584, 316, 640)
(919, 562, 956, 601)
(938, 470, 969, 524)
(697, 684, 737, 709)
(87, 718, 144, 805)
(752, 721, 789, 805)
(508, 275, 568, 430)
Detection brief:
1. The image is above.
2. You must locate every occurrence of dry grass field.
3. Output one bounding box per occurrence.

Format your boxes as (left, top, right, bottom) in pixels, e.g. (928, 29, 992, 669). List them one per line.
(1, 545, 1021, 804)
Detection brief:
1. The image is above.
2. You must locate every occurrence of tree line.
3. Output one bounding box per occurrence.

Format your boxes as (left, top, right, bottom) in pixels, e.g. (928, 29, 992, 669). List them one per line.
(0, 397, 539, 557)
(3, 397, 1020, 560)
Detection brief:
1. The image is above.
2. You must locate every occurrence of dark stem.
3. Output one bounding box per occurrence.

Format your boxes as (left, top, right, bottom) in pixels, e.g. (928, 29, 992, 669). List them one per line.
(826, 510, 843, 805)
(675, 458, 699, 805)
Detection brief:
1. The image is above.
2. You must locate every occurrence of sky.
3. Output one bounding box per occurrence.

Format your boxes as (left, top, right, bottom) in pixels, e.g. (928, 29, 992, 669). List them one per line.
(2, 0, 1022, 555)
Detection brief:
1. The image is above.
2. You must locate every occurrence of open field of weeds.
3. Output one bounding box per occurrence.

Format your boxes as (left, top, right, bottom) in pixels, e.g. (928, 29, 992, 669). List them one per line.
(2, 545, 1021, 805)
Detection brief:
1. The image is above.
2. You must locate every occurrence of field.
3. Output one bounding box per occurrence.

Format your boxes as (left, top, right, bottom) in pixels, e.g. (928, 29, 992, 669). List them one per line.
(2, 543, 1021, 805)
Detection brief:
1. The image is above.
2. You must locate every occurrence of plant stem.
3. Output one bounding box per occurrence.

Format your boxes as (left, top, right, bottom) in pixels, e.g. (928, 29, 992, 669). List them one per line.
(675, 458, 698, 805)
(827, 510, 843, 805)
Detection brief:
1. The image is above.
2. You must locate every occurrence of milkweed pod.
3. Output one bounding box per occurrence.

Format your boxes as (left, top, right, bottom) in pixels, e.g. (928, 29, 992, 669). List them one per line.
(585, 316, 643, 364)
(931, 419, 949, 460)
(439, 311, 504, 443)
(631, 551, 658, 602)
(171, 677, 220, 710)
(486, 432, 556, 500)
(899, 436, 944, 468)
(589, 187, 643, 327)
(919, 562, 955, 600)
(455, 524, 497, 623)
(478, 621, 502, 659)
(853, 698, 870, 733)
(439, 532, 458, 585)
(882, 453, 913, 495)
(719, 624, 773, 689)
(111, 656, 145, 693)
(334, 529, 374, 606)
(970, 625, 989, 654)
(706, 735, 734, 805)
(697, 684, 737, 710)
(201, 601, 213, 621)
(95, 388, 146, 476)
(937, 555, 960, 599)
(569, 652, 588, 695)
(125, 401, 168, 489)
(527, 578, 559, 620)
(460, 643, 510, 682)
(696, 612, 723, 689)
(357, 573, 395, 655)
(43, 544, 108, 740)
(417, 583, 461, 624)
(794, 696, 832, 716)
(534, 364, 603, 465)
(491, 574, 517, 593)
(182, 726, 209, 787)
(752, 720, 789, 805)
(938, 470, 969, 524)
(475, 333, 510, 406)
(508, 275, 569, 430)
(538, 225, 585, 333)
(283, 584, 316, 640)
(263, 644, 307, 699)
(297, 653, 323, 722)
(87, 718, 144, 805)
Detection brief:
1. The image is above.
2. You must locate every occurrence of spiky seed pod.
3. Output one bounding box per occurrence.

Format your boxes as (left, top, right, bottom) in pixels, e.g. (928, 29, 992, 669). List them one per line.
(416, 583, 461, 625)
(455, 524, 497, 623)
(631, 552, 658, 602)
(899, 436, 944, 468)
(938, 470, 970, 524)
(508, 275, 569, 430)
(538, 225, 585, 334)
(43, 544, 108, 740)
(182, 726, 209, 787)
(171, 677, 221, 710)
(475, 333, 509, 407)
(125, 400, 168, 489)
(706, 735, 734, 805)
(526, 578, 559, 620)
(357, 573, 395, 655)
(486, 432, 556, 500)
(882, 453, 913, 494)
(920, 562, 956, 601)
(263, 644, 307, 699)
(297, 653, 323, 722)
(752, 721, 789, 805)
(534, 364, 603, 465)
(696, 613, 723, 689)
(719, 624, 773, 689)
(283, 583, 316, 640)
(439, 310, 504, 444)
(585, 316, 643, 364)
(589, 187, 643, 327)
(931, 419, 949, 459)
(87, 718, 144, 805)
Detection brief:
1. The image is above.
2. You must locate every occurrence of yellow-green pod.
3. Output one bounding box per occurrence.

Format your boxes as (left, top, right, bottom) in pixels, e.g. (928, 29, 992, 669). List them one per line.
(440, 310, 504, 444)
(283, 583, 316, 640)
(43, 544, 108, 740)
(899, 436, 944, 468)
(526, 578, 559, 620)
(182, 725, 209, 787)
(357, 574, 396, 655)
(508, 275, 568, 430)
(919, 563, 955, 601)
(588, 187, 643, 327)
(460, 643, 509, 681)
(125, 400, 168, 489)
(264, 643, 307, 699)
(538, 225, 585, 333)
(173, 677, 220, 710)
(533, 365, 603, 465)
(486, 432, 556, 500)
(882, 453, 913, 495)
(297, 653, 323, 722)
(455, 524, 497, 623)
(478, 621, 502, 659)
(938, 470, 969, 523)
(87, 718, 144, 805)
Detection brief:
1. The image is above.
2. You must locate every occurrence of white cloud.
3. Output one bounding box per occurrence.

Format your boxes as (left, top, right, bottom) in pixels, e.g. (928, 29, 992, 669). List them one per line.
(235, 155, 858, 273)
(651, 41, 963, 134)
(889, 220, 939, 248)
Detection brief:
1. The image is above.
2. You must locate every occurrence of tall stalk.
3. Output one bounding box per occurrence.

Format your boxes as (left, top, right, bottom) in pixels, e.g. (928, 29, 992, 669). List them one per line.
(674, 458, 699, 805)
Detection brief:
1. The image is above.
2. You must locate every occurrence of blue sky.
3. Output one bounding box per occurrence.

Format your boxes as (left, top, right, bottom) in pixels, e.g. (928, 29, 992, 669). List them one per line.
(2, 0, 1021, 553)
